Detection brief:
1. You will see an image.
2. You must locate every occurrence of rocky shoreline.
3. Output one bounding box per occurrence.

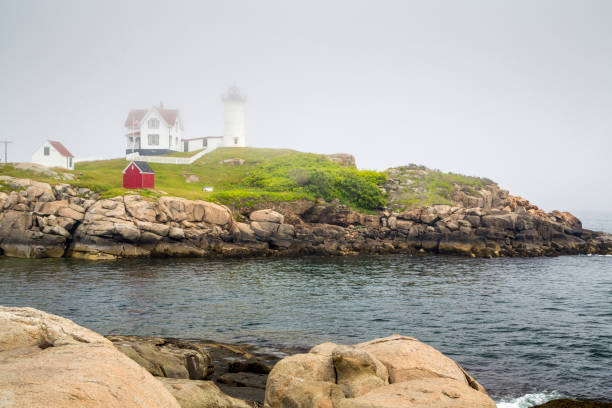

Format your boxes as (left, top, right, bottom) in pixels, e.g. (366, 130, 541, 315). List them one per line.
(1, 306, 609, 408)
(0, 175, 611, 260)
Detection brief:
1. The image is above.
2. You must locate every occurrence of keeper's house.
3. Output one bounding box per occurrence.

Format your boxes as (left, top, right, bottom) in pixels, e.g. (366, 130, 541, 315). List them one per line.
(122, 161, 155, 189)
(124, 103, 184, 156)
(31, 140, 74, 170)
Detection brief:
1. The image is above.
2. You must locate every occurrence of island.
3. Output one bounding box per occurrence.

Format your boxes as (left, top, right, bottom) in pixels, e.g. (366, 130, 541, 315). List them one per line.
(0, 147, 610, 259)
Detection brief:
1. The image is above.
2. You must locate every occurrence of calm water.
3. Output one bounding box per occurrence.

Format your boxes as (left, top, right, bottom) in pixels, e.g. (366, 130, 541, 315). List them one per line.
(0, 254, 610, 404)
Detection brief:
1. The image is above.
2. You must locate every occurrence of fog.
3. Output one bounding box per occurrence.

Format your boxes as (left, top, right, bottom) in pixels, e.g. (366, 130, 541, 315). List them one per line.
(1, 0, 610, 212)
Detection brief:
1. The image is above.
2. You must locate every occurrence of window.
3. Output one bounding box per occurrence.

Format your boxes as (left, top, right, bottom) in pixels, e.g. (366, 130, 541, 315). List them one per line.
(169, 135, 172, 146)
(175, 137, 178, 145)
(148, 118, 160, 129)
(44, 147, 50, 156)
(234, 137, 238, 145)
(148, 134, 159, 145)
(203, 139, 207, 147)
(68, 158, 72, 168)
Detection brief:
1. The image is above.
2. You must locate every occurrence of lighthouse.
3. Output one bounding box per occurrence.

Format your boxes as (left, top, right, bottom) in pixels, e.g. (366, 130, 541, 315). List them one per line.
(222, 85, 246, 147)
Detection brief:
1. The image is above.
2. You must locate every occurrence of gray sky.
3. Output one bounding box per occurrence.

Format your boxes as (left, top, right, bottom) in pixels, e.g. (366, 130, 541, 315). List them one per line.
(1, 0, 610, 213)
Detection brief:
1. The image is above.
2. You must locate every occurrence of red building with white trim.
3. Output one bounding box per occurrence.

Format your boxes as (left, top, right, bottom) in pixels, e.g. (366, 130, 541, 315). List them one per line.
(122, 161, 155, 189)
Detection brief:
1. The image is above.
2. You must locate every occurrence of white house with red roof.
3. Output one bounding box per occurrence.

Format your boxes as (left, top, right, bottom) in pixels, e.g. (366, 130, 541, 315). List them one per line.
(31, 140, 75, 170)
(124, 102, 186, 156)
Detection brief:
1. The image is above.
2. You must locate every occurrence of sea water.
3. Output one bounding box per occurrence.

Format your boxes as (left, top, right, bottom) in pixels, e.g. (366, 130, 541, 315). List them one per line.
(1, 252, 610, 406)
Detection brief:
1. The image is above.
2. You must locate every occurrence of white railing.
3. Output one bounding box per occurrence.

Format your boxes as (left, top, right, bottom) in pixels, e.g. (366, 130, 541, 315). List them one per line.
(125, 146, 216, 165)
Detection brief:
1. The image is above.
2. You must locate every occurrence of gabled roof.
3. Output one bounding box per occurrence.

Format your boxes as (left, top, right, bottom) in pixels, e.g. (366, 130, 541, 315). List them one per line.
(124, 106, 180, 127)
(122, 160, 155, 174)
(124, 109, 147, 127)
(48, 140, 74, 158)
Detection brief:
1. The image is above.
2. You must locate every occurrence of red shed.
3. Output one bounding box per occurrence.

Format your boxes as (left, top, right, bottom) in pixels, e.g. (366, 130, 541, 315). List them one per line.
(122, 161, 155, 189)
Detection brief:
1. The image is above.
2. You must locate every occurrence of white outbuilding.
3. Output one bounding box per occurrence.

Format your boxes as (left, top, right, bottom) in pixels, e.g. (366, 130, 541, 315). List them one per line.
(31, 140, 75, 170)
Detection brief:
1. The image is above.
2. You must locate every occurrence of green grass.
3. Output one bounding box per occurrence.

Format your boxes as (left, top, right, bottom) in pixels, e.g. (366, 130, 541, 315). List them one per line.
(386, 164, 495, 209)
(0, 148, 387, 211)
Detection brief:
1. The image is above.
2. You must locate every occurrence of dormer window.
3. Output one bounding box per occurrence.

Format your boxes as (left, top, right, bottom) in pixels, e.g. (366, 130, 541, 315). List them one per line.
(148, 118, 160, 129)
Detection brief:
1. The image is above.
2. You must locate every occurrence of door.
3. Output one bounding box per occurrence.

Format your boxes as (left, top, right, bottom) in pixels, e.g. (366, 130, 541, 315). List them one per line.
(135, 137, 141, 150)
(184, 141, 188, 152)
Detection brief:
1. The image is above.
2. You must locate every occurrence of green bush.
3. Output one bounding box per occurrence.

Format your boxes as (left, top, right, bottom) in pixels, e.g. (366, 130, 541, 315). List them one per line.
(242, 154, 386, 210)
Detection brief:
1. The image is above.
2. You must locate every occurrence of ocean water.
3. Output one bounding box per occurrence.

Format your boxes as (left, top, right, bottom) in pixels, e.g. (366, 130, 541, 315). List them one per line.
(576, 210, 612, 234)
(0, 252, 610, 406)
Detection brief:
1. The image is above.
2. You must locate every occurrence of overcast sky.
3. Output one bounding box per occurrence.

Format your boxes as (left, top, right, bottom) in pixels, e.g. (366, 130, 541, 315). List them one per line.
(1, 0, 610, 213)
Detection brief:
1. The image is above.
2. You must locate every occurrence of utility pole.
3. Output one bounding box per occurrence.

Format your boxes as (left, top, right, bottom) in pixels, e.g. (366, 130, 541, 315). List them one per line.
(0, 141, 12, 164)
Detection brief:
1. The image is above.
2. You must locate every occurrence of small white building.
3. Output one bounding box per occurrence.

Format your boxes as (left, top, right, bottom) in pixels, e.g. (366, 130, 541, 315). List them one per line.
(181, 136, 224, 152)
(124, 103, 184, 156)
(32, 140, 74, 170)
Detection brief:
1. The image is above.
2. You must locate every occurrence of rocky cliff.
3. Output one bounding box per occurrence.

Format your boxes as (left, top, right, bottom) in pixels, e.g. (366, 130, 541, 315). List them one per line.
(0, 175, 610, 259)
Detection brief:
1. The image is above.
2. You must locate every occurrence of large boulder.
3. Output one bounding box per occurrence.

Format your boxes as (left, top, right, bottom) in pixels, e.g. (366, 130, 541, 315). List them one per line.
(264, 353, 341, 408)
(335, 378, 496, 408)
(355, 334, 473, 385)
(0, 306, 180, 408)
(250, 209, 284, 224)
(264, 335, 495, 408)
(107, 335, 214, 380)
(159, 378, 251, 408)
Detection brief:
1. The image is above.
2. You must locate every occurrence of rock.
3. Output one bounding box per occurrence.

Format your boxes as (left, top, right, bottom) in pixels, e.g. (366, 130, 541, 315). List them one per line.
(264, 353, 341, 408)
(201, 201, 233, 226)
(481, 214, 517, 230)
(335, 378, 496, 408)
(107, 335, 214, 380)
(124, 195, 158, 222)
(235, 222, 257, 242)
(160, 378, 252, 408)
(114, 223, 141, 242)
(327, 153, 356, 167)
(169, 227, 186, 240)
(229, 358, 272, 374)
(332, 345, 389, 397)
(219, 158, 245, 166)
(249, 209, 284, 224)
(13, 162, 59, 177)
(57, 206, 85, 221)
(0, 307, 180, 408)
(184, 174, 200, 183)
(218, 372, 267, 389)
(265, 335, 495, 408)
(250, 221, 279, 240)
(355, 334, 470, 385)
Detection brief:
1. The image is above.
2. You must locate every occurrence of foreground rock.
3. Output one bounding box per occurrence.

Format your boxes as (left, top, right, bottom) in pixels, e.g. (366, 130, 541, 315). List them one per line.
(160, 378, 252, 408)
(0, 306, 180, 408)
(0, 175, 610, 259)
(264, 334, 496, 408)
(107, 335, 214, 380)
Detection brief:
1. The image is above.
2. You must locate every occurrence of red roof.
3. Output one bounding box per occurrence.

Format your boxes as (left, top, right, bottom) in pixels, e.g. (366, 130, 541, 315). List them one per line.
(48, 140, 74, 158)
(124, 107, 179, 127)
(124, 109, 147, 127)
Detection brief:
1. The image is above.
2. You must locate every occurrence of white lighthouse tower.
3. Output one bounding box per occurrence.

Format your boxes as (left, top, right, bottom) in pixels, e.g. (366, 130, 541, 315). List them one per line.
(222, 85, 246, 147)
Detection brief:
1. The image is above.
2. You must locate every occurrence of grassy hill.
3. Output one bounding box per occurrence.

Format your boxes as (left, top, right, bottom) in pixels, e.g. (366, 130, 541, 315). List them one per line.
(1, 148, 499, 212)
(0, 148, 386, 211)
